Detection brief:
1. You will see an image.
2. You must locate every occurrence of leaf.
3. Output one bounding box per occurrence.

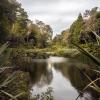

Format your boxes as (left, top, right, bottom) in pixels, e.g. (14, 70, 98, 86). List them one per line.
(14, 92, 25, 98)
(0, 90, 17, 100)
(0, 72, 16, 88)
(73, 43, 100, 66)
(92, 31, 100, 41)
(0, 42, 11, 67)
(82, 78, 100, 91)
(0, 42, 9, 55)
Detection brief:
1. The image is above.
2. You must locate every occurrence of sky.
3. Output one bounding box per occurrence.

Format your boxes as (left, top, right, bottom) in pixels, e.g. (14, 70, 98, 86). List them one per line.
(17, 0, 100, 36)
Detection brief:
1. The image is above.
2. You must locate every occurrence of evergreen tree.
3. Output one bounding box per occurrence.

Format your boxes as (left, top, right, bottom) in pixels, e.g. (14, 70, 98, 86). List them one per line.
(69, 13, 84, 44)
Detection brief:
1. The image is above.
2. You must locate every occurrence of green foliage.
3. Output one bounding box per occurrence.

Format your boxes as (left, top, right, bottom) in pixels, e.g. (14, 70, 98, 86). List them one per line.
(0, 43, 30, 100)
(0, 42, 11, 67)
(90, 7, 98, 16)
(27, 20, 53, 48)
(0, 0, 28, 44)
(69, 13, 84, 44)
(68, 7, 100, 47)
(0, 0, 53, 47)
(73, 43, 100, 98)
(0, 0, 20, 42)
(0, 16, 10, 42)
(73, 43, 100, 67)
(96, 11, 100, 18)
(11, 6, 28, 37)
(53, 29, 73, 48)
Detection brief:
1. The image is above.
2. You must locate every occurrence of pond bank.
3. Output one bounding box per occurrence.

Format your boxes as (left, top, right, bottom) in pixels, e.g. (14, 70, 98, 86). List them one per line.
(0, 47, 100, 100)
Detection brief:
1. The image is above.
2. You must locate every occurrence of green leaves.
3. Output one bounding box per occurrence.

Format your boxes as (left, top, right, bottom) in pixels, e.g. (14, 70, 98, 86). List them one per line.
(74, 43, 100, 100)
(73, 43, 100, 66)
(27, 20, 53, 48)
(69, 13, 84, 44)
(69, 7, 100, 46)
(0, 0, 28, 42)
(0, 43, 26, 100)
(0, 42, 9, 55)
(0, 42, 11, 67)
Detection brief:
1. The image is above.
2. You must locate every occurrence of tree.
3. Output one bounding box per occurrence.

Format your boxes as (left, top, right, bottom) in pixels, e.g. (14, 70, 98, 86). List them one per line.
(11, 6, 28, 43)
(0, 0, 22, 42)
(69, 13, 84, 44)
(26, 20, 53, 48)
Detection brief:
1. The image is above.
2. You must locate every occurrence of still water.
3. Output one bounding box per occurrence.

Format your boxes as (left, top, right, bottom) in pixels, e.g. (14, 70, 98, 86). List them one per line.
(28, 57, 99, 100)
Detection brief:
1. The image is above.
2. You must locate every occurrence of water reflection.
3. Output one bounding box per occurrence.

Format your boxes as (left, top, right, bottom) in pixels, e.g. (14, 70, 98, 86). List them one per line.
(25, 57, 99, 100)
(29, 62, 53, 86)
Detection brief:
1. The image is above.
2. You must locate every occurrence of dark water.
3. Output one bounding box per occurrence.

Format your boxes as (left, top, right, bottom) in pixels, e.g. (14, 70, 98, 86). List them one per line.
(27, 57, 99, 100)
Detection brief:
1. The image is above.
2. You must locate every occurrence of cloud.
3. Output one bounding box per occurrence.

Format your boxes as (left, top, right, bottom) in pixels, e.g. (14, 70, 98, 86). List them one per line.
(17, 0, 100, 36)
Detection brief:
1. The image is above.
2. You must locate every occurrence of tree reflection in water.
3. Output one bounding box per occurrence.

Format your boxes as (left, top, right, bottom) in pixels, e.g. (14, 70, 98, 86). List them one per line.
(27, 61, 53, 87)
(22, 57, 99, 100)
(54, 62, 100, 100)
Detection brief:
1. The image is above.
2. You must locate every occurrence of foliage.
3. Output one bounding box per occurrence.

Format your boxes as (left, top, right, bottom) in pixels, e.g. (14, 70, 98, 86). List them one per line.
(0, 42, 10, 67)
(73, 43, 100, 100)
(26, 20, 53, 48)
(0, 0, 21, 42)
(73, 43, 100, 67)
(53, 29, 71, 47)
(0, 43, 32, 100)
(67, 7, 100, 46)
(0, 43, 24, 99)
(0, 0, 53, 47)
(69, 13, 84, 44)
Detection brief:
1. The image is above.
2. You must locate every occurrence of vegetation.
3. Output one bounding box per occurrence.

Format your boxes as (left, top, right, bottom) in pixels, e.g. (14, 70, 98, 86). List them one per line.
(0, 43, 25, 100)
(0, 0, 100, 99)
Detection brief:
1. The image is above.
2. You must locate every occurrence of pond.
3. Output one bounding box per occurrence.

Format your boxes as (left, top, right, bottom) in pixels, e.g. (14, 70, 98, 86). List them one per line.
(27, 57, 99, 100)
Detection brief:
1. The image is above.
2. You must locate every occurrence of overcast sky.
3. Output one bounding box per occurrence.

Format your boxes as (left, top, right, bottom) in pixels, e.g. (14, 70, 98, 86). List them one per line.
(17, 0, 100, 36)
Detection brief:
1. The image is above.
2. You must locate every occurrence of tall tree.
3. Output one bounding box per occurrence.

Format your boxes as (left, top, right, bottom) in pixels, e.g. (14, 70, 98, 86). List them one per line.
(69, 13, 84, 44)
(27, 20, 53, 48)
(0, 0, 21, 42)
(11, 6, 28, 39)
